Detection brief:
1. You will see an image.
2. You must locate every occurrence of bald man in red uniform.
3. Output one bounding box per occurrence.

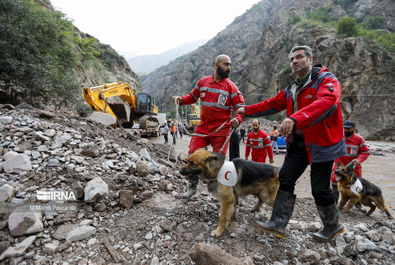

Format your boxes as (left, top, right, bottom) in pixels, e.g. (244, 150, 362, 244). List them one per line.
(245, 119, 274, 164)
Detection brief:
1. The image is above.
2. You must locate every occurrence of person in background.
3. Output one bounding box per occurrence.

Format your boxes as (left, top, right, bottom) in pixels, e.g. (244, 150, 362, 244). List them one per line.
(162, 123, 169, 144)
(229, 128, 241, 161)
(170, 123, 176, 145)
(173, 54, 246, 200)
(245, 119, 274, 164)
(178, 122, 183, 139)
(236, 45, 346, 242)
(331, 120, 370, 212)
(271, 125, 280, 155)
(240, 127, 246, 143)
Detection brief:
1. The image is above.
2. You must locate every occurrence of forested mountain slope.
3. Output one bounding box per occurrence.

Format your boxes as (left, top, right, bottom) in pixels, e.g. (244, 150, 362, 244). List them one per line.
(0, 0, 140, 112)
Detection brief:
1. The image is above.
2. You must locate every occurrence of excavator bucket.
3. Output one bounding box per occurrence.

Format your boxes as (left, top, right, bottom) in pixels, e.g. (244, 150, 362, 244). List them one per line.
(108, 103, 133, 128)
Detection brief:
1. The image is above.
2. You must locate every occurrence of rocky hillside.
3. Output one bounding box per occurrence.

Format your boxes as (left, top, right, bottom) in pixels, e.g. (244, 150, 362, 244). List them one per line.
(0, 103, 394, 264)
(0, 0, 140, 111)
(143, 0, 395, 140)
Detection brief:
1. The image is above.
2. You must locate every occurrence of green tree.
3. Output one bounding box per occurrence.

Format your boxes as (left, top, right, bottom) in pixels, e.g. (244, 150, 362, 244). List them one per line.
(307, 8, 335, 23)
(288, 14, 302, 25)
(0, 0, 79, 107)
(361, 16, 387, 30)
(337, 17, 358, 37)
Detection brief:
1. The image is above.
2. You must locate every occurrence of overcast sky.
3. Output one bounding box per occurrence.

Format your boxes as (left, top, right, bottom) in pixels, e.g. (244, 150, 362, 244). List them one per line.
(50, 0, 261, 57)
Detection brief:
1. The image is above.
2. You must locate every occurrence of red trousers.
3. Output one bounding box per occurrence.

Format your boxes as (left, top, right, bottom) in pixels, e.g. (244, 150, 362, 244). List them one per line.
(188, 135, 230, 155)
(252, 155, 267, 163)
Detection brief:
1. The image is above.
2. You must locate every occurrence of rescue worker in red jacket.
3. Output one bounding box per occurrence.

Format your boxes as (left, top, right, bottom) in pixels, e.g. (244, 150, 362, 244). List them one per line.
(245, 119, 274, 164)
(173, 54, 246, 199)
(331, 120, 370, 211)
(235, 45, 346, 242)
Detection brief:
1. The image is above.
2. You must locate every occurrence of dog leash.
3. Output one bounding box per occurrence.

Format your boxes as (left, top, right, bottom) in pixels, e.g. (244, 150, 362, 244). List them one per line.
(345, 161, 357, 169)
(219, 127, 235, 153)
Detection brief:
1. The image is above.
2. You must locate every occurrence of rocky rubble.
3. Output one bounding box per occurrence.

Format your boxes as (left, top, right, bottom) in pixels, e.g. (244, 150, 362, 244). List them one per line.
(0, 103, 394, 264)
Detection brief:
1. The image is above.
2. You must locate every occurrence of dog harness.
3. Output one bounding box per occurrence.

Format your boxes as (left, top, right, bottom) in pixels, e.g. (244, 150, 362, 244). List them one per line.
(351, 178, 363, 194)
(217, 161, 238, 187)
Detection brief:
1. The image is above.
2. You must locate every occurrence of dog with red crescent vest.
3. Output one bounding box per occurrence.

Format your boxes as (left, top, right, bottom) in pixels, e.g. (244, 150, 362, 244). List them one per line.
(335, 163, 393, 219)
(179, 149, 279, 237)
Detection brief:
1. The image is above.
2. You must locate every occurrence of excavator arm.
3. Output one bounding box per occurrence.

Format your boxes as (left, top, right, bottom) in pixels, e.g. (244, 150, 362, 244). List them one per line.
(83, 82, 137, 114)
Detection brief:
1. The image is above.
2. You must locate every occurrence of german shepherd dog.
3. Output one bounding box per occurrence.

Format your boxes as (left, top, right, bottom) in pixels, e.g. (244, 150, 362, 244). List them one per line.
(335, 163, 393, 219)
(179, 149, 280, 236)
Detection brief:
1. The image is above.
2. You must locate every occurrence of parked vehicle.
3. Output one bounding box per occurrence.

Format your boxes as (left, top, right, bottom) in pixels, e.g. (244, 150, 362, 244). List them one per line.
(277, 136, 287, 149)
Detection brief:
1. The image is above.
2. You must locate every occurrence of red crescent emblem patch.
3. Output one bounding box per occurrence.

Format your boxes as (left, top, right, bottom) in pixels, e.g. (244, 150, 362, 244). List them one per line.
(225, 171, 231, 180)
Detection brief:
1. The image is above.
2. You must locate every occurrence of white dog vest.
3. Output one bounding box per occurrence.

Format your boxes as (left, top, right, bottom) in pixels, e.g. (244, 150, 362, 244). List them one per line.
(350, 178, 363, 194)
(217, 161, 238, 187)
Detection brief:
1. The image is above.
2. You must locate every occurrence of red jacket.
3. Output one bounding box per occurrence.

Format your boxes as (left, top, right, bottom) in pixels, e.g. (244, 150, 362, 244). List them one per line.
(245, 130, 273, 162)
(246, 65, 346, 163)
(181, 75, 245, 136)
(331, 133, 370, 182)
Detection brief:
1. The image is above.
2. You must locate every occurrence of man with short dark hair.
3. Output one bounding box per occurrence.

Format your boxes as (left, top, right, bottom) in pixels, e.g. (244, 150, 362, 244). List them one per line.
(173, 55, 246, 199)
(236, 45, 346, 242)
(331, 120, 370, 212)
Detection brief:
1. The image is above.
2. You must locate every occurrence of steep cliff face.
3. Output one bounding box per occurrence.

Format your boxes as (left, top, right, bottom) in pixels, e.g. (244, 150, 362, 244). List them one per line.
(143, 0, 394, 140)
(73, 32, 141, 92)
(0, 0, 140, 111)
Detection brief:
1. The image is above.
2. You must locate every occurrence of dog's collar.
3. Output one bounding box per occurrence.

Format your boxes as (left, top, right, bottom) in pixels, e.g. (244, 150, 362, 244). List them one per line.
(217, 161, 238, 187)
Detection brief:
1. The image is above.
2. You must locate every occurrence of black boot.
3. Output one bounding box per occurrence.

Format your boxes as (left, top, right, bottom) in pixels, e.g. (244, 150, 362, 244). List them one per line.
(182, 174, 198, 200)
(255, 189, 296, 238)
(312, 203, 345, 243)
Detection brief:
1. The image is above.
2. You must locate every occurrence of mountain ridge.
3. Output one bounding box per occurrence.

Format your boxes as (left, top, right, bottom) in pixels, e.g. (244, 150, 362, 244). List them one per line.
(143, 0, 394, 140)
(127, 39, 208, 74)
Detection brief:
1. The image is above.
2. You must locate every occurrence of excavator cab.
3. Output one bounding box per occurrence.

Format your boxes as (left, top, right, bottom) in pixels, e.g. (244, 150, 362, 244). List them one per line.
(136, 93, 153, 114)
(135, 93, 159, 130)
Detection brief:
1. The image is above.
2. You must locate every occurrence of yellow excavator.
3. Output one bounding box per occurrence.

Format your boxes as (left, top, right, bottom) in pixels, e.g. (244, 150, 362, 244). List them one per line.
(83, 82, 160, 136)
(187, 103, 201, 132)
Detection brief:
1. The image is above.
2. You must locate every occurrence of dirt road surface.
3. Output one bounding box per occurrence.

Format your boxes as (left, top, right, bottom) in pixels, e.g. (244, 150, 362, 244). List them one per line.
(153, 134, 395, 217)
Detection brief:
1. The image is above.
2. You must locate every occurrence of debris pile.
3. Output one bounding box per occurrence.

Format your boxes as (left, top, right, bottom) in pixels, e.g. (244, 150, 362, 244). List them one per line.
(0, 103, 394, 264)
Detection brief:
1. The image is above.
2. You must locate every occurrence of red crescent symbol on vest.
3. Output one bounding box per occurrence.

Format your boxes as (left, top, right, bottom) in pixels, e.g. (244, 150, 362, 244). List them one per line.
(225, 171, 231, 180)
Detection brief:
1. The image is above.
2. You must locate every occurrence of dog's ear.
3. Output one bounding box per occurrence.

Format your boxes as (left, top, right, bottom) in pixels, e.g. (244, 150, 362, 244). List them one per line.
(205, 153, 218, 163)
(337, 162, 343, 167)
(215, 152, 225, 160)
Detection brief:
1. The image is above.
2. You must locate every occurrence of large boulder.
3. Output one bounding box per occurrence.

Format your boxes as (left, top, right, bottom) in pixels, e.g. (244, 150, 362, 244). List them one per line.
(190, 242, 244, 265)
(66, 226, 96, 242)
(0, 184, 15, 203)
(0, 151, 32, 173)
(84, 177, 109, 202)
(88, 111, 117, 128)
(8, 212, 43, 237)
(0, 235, 36, 260)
